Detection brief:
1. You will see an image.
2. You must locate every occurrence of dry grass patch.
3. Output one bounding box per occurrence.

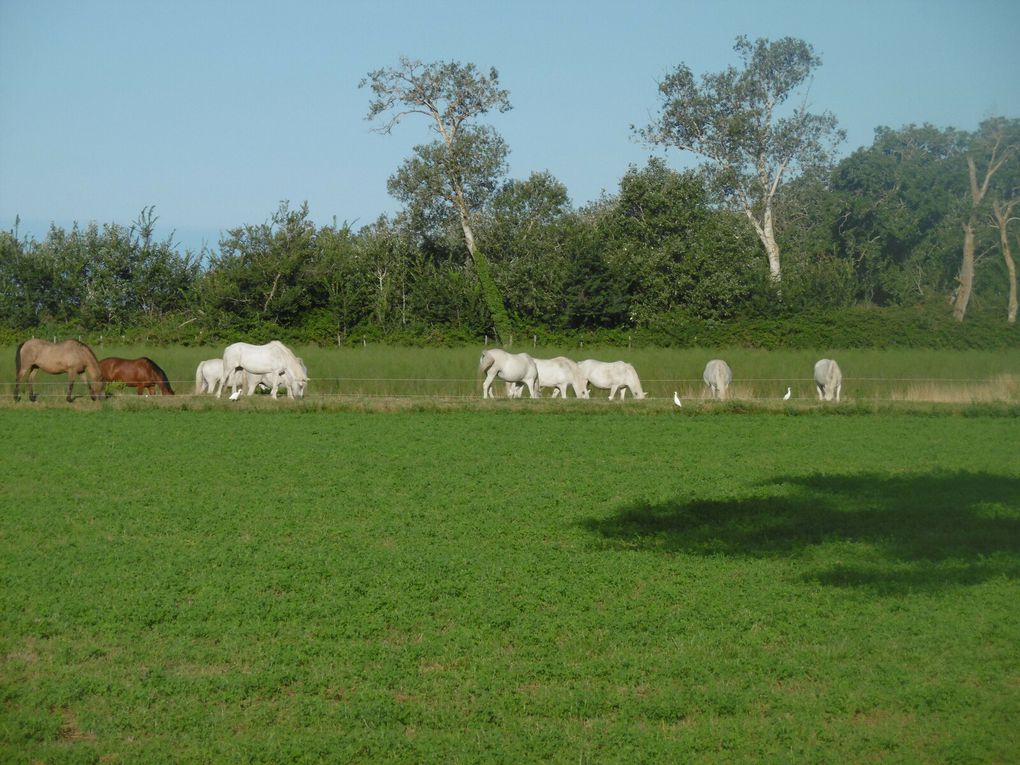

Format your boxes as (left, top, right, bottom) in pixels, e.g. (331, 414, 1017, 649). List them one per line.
(888, 374, 1019, 403)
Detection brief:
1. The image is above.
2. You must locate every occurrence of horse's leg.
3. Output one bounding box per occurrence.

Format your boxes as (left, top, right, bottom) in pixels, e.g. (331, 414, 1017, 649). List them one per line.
(217, 369, 231, 398)
(482, 369, 498, 398)
(27, 368, 40, 402)
(608, 384, 618, 400)
(816, 383, 824, 401)
(14, 365, 27, 401)
(835, 381, 841, 403)
(526, 377, 538, 398)
(65, 370, 77, 402)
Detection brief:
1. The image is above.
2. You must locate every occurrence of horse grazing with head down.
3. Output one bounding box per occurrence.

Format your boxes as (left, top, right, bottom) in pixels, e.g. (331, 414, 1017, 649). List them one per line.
(814, 358, 843, 402)
(14, 339, 106, 402)
(703, 359, 733, 400)
(506, 356, 589, 399)
(578, 359, 646, 400)
(218, 341, 308, 399)
(480, 349, 538, 399)
(100, 357, 175, 395)
(195, 358, 228, 395)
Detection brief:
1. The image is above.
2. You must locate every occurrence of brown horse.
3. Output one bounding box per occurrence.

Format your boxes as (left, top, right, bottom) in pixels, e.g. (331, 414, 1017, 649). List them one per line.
(14, 339, 107, 402)
(99, 357, 175, 396)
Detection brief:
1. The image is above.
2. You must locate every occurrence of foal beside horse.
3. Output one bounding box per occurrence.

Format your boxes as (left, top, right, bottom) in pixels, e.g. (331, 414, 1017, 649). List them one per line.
(14, 339, 107, 402)
(100, 357, 175, 396)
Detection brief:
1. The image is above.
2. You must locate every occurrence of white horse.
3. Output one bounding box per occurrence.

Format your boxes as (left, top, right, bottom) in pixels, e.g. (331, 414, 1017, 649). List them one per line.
(814, 358, 842, 402)
(703, 359, 733, 400)
(506, 356, 589, 399)
(198, 358, 289, 398)
(480, 349, 538, 399)
(196, 358, 226, 395)
(578, 359, 646, 400)
(219, 341, 308, 399)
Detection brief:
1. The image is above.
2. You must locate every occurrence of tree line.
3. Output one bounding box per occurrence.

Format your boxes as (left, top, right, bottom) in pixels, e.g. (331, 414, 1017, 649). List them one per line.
(2, 38, 1018, 348)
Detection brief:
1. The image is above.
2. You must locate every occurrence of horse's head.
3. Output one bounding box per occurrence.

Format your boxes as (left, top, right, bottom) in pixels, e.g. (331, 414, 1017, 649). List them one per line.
(285, 362, 308, 399)
(89, 379, 107, 400)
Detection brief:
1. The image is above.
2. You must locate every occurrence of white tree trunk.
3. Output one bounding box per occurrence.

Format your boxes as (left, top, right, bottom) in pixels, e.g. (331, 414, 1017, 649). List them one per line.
(953, 222, 976, 322)
(742, 201, 782, 282)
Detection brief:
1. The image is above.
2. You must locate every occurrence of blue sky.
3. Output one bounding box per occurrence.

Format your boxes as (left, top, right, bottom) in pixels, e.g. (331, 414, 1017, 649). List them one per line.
(2, 0, 1018, 255)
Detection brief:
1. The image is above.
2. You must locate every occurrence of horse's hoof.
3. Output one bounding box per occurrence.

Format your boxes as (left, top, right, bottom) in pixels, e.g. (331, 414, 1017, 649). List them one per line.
(29, 394, 37, 402)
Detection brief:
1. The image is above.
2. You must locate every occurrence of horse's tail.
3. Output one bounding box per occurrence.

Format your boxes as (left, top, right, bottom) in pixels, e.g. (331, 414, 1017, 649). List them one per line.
(144, 357, 175, 395)
(15, 341, 25, 376)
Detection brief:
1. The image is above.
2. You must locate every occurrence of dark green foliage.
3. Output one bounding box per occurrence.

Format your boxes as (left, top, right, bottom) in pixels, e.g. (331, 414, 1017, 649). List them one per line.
(646, 303, 1020, 349)
(0, 207, 199, 331)
(3, 116, 1018, 346)
(828, 124, 970, 304)
(594, 159, 768, 322)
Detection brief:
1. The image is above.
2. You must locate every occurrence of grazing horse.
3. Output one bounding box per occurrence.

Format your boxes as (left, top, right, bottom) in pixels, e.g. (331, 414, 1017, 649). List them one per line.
(100, 357, 175, 395)
(195, 359, 229, 395)
(507, 356, 589, 399)
(219, 341, 308, 399)
(814, 358, 843, 402)
(480, 349, 538, 399)
(703, 359, 733, 400)
(578, 359, 647, 400)
(14, 339, 106, 402)
(196, 358, 259, 396)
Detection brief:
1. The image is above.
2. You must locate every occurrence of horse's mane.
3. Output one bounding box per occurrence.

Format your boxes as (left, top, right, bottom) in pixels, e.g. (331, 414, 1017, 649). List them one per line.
(270, 341, 305, 375)
(142, 357, 173, 390)
(77, 341, 102, 370)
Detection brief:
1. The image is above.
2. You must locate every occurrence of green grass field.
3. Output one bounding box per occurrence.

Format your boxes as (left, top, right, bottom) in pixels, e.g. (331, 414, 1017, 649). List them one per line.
(2, 406, 1018, 763)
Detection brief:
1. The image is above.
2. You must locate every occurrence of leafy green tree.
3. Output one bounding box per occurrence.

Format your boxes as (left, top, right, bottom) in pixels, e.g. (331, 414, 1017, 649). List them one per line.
(826, 125, 967, 305)
(772, 168, 856, 310)
(2, 208, 197, 331)
(953, 118, 1019, 321)
(0, 229, 49, 328)
(639, 36, 845, 282)
(198, 201, 315, 336)
(361, 57, 513, 343)
(478, 171, 578, 327)
(127, 206, 201, 322)
(990, 197, 1018, 323)
(302, 220, 372, 343)
(593, 159, 765, 323)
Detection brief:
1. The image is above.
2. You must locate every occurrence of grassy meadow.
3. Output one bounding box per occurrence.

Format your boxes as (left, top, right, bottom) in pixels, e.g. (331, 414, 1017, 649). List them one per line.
(2, 343, 1019, 404)
(1, 400, 1019, 762)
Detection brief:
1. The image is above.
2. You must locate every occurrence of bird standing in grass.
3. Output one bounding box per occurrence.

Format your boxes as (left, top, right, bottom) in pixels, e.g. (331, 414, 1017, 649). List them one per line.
(673, 391, 682, 407)
(783, 387, 792, 400)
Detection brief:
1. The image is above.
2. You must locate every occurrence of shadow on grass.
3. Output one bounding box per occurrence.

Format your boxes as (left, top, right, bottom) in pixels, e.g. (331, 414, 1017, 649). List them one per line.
(582, 472, 1020, 594)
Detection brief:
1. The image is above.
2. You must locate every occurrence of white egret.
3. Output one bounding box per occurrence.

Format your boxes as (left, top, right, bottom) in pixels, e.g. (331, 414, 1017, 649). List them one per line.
(783, 387, 792, 400)
(673, 391, 682, 407)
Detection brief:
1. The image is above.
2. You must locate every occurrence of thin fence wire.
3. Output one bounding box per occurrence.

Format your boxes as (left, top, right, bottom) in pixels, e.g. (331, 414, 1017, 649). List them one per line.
(4, 372, 1016, 404)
